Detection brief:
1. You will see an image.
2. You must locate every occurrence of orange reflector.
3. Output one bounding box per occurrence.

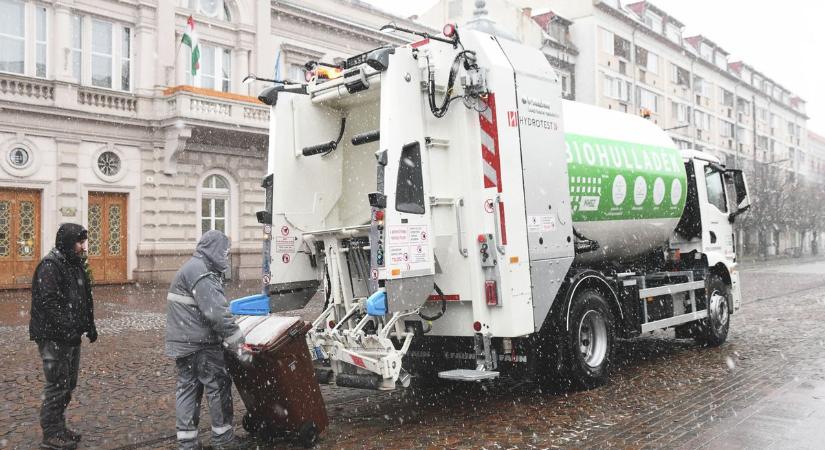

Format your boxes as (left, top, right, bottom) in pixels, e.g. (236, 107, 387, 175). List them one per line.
(510, 256, 519, 264)
(315, 66, 343, 80)
(391, 268, 401, 276)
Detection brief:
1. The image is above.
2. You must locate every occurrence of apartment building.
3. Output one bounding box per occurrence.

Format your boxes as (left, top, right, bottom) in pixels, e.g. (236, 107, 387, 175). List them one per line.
(0, 0, 418, 287)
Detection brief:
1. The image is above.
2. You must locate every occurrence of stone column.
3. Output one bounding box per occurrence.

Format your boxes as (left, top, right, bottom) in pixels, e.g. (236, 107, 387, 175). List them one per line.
(52, 4, 73, 83)
(135, 4, 158, 95)
(55, 138, 81, 222)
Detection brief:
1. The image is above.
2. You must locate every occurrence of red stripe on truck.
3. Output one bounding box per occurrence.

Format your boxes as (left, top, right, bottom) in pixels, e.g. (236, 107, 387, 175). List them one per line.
(479, 94, 502, 192)
(427, 294, 461, 302)
(499, 201, 508, 245)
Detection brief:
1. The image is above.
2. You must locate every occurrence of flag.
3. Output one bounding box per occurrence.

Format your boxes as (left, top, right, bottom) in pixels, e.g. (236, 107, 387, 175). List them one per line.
(273, 48, 282, 82)
(181, 16, 200, 76)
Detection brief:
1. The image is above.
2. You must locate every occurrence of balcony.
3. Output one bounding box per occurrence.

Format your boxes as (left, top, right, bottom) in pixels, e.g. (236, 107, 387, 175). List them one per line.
(161, 86, 269, 132)
(0, 73, 269, 132)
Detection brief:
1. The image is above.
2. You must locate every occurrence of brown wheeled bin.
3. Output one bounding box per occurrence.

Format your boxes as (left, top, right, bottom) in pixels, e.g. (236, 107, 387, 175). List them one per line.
(226, 315, 329, 448)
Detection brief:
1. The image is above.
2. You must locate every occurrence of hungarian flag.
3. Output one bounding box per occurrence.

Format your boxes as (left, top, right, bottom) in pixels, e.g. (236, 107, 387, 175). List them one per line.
(181, 16, 200, 76)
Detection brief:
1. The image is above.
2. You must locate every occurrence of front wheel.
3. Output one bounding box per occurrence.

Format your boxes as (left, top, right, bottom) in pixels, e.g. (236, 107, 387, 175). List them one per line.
(697, 274, 730, 346)
(563, 289, 615, 388)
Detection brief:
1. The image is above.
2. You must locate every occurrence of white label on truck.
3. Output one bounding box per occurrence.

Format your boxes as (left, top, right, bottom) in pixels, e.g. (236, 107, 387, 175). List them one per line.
(409, 244, 428, 263)
(388, 226, 409, 245)
(527, 215, 556, 233)
(578, 196, 600, 212)
(408, 225, 428, 244)
(275, 236, 295, 253)
(389, 246, 409, 264)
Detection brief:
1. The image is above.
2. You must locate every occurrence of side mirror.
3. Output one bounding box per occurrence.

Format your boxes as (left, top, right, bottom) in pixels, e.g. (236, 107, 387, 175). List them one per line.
(725, 169, 751, 223)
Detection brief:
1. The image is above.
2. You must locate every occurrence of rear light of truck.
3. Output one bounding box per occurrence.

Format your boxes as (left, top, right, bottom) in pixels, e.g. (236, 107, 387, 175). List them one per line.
(485, 280, 498, 306)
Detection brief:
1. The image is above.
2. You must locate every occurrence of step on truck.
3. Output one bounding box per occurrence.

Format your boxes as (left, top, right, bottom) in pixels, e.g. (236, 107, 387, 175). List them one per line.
(252, 23, 751, 391)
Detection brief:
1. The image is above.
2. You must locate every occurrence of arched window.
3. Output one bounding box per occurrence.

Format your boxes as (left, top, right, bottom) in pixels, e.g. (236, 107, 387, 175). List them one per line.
(201, 174, 229, 235)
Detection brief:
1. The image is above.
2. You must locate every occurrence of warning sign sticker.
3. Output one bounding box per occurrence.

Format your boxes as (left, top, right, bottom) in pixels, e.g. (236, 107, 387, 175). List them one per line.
(388, 226, 409, 245)
(527, 215, 556, 233)
(408, 225, 428, 244)
(409, 244, 428, 263)
(275, 236, 296, 253)
(388, 246, 409, 264)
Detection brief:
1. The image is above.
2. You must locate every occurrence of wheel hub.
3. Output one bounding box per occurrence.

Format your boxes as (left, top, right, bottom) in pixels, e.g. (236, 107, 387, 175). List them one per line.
(578, 310, 608, 368)
(709, 290, 729, 333)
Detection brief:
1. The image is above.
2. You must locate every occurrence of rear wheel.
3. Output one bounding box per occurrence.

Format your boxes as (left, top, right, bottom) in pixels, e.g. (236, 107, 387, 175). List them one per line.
(697, 274, 730, 346)
(563, 289, 615, 388)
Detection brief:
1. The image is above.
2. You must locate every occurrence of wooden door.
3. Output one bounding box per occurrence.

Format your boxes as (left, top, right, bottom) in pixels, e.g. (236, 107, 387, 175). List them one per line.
(88, 192, 128, 283)
(0, 189, 41, 288)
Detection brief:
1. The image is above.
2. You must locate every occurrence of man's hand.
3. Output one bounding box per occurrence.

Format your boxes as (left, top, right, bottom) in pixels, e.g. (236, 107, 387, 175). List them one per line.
(86, 328, 98, 343)
(237, 350, 254, 367)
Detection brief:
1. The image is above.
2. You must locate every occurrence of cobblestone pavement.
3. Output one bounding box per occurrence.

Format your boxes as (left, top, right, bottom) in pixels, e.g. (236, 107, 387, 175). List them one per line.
(2, 259, 825, 449)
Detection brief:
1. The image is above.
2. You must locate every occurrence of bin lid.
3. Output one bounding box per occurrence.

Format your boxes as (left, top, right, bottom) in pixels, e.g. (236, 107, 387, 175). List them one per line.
(236, 315, 303, 351)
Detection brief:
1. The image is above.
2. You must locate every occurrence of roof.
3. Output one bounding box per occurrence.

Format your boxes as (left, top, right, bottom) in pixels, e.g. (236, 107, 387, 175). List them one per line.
(625, 1, 685, 28)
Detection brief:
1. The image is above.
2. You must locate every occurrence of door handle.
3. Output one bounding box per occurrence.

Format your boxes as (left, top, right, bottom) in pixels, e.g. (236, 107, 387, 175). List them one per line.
(710, 231, 717, 244)
(454, 197, 468, 257)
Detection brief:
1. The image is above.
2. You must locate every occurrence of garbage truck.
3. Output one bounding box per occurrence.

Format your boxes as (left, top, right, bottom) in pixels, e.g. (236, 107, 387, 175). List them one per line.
(251, 23, 751, 391)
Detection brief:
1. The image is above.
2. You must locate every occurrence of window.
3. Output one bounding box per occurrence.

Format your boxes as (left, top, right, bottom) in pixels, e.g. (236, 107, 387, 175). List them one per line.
(665, 23, 681, 43)
(603, 74, 631, 102)
(91, 20, 113, 88)
(714, 52, 727, 70)
(671, 101, 691, 123)
(699, 42, 712, 61)
(613, 34, 630, 59)
(0, 0, 25, 74)
(201, 174, 230, 234)
(121, 27, 131, 91)
(720, 120, 735, 138)
(635, 46, 657, 74)
(395, 141, 425, 214)
(694, 110, 711, 130)
(671, 64, 690, 87)
(97, 151, 121, 176)
(286, 63, 305, 83)
(704, 166, 727, 212)
(721, 89, 734, 107)
(70, 16, 82, 80)
(694, 76, 712, 98)
(190, 44, 231, 92)
(644, 11, 662, 32)
(637, 87, 659, 113)
(35, 6, 46, 77)
(737, 98, 750, 115)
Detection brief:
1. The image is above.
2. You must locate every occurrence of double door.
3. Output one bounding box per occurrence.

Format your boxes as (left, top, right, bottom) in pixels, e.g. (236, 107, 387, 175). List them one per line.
(87, 192, 128, 283)
(0, 189, 41, 288)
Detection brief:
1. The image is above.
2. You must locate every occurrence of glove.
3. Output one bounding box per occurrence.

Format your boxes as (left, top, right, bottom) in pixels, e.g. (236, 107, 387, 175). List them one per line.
(86, 328, 98, 343)
(237, 350, 254, 367)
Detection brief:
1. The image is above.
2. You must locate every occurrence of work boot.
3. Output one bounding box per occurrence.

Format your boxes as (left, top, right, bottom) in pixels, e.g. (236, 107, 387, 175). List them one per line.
(62, 429, 82, 442)
(41, 434, 78, 450)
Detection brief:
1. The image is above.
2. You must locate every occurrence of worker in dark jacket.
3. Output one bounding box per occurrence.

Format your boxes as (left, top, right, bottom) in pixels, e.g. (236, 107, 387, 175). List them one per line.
(166, 230, 250, 450)
(30, 223, 97, 450)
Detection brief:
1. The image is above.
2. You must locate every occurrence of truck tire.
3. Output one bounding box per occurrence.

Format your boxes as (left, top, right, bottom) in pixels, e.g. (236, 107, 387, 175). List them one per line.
(697, 274, 730, 346)
(564, 289, 615, 388)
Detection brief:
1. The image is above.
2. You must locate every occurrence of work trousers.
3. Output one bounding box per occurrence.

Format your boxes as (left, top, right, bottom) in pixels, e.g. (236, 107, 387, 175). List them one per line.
(175, 346, 235, 449)
(37, 340, 81, 439)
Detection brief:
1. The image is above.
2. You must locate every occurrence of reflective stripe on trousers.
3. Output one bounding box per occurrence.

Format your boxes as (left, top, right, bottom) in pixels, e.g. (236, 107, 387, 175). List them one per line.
(175, 347, 234, 447)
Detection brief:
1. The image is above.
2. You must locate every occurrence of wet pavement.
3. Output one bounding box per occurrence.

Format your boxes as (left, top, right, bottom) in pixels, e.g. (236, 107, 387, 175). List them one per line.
(2, 259, 825, 449)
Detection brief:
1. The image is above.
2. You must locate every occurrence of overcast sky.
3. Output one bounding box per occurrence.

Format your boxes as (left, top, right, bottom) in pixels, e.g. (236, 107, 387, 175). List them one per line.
(364, 0, 825, 136)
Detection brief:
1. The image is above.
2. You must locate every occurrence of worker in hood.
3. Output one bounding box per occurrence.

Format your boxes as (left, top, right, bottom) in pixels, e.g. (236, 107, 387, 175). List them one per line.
(30, 223, 97, 450)
(165, 230, 251, 450)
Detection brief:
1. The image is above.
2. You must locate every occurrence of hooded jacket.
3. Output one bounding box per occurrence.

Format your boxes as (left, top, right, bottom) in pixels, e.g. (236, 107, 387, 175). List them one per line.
(165, 230, 243, 359)
(30, 223, 96, 345)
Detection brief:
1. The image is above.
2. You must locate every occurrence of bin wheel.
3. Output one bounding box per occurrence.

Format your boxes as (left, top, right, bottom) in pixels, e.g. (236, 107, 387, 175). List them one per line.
(242, 413, 262, 433)
(298, 421, 319, 448)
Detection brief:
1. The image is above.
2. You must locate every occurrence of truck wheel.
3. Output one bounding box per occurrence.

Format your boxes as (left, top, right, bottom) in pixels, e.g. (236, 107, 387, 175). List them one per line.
(697, 275, 730, 346)
(564, 289, 615, 388)
(242, 412, 262, 433)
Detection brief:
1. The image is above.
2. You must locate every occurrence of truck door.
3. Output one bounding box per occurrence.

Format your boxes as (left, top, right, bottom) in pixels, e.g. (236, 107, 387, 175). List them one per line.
(697, 160, 735, 266)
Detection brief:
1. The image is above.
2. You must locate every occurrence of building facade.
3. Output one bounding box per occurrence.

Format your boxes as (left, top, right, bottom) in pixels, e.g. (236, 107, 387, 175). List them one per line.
(421, 0, 815, 257)
(0, 0, 418, 287)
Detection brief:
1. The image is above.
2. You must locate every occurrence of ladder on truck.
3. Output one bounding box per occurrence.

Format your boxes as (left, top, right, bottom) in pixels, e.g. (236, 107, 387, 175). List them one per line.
(306, 230, 417, 390)
(620, 270, 709, 332)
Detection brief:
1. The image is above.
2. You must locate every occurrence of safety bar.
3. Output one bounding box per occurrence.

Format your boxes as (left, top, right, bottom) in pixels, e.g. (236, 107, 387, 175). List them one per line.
(493, 194, 506, 255)
(302, 117, 347, 156)
(351, 130, 380, 146)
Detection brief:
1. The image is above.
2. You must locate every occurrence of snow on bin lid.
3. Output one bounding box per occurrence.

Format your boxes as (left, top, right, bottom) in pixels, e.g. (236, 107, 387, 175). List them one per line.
(236, 315, 302, 347)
